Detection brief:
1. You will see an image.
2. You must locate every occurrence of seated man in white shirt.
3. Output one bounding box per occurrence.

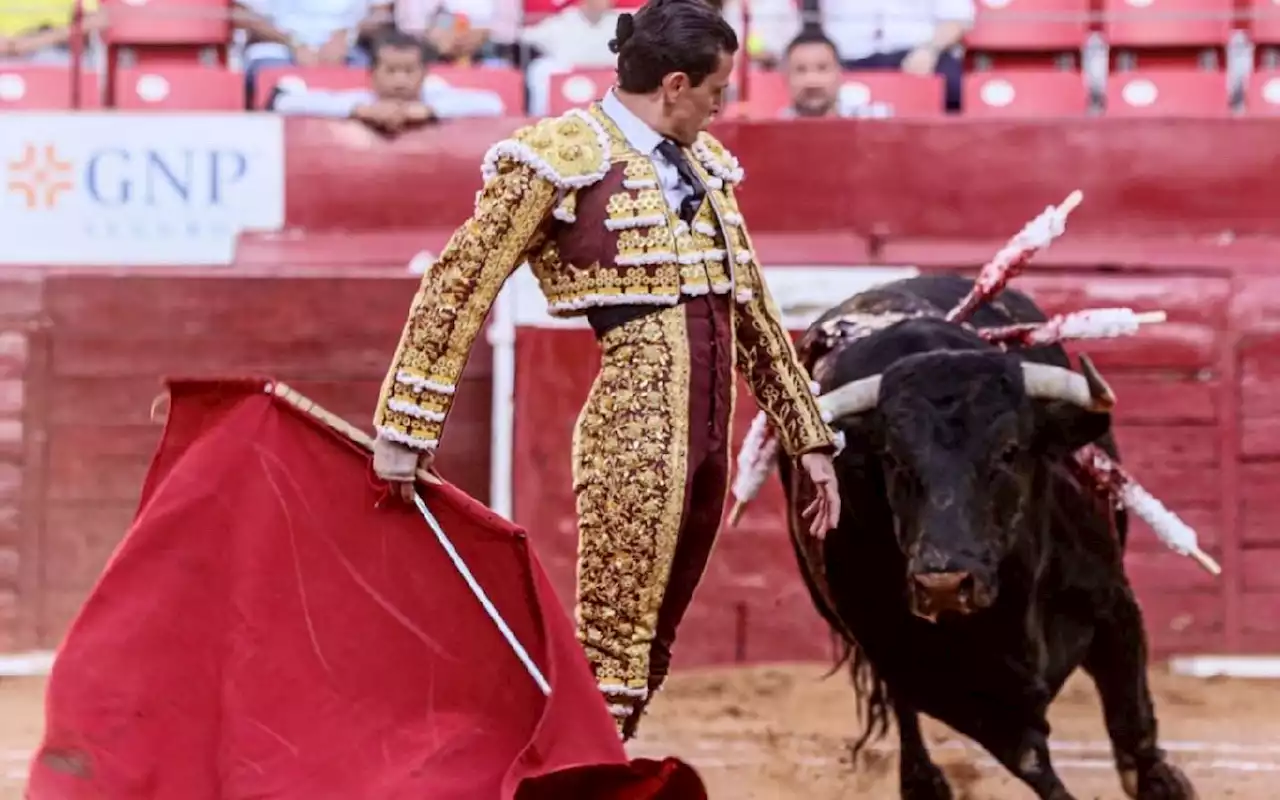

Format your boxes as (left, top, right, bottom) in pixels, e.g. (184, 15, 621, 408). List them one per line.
(235, 0, 392, 96)
(778, 28, 847, 118)
(271, 27, 505, 131)
(777, 29, 900, 118)
(818, 0, 974, 112)
(519, 0, 620, 116)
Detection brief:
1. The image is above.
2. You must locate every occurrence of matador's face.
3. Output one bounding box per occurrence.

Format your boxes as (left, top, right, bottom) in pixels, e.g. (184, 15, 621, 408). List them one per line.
(665, 50, 734, 146)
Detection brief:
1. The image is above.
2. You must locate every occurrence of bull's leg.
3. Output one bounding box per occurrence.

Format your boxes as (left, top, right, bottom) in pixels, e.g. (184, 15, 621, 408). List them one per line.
(978, 724, 1075, 799)
(893, 698, 952, 800)
(1082, 585, 1197, 800)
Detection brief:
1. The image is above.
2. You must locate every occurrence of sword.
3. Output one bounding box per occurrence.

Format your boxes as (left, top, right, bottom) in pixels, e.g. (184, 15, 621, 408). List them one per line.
(411, 489, 552, 696)
(266, 381, 552, 697)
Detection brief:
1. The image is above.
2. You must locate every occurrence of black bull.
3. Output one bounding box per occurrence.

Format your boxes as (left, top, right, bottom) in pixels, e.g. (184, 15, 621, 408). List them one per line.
(777, 275, 1197, 800)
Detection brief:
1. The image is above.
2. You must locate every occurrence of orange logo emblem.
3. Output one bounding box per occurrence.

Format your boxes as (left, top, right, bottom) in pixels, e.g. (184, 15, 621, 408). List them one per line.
(7, 144, 74, 210)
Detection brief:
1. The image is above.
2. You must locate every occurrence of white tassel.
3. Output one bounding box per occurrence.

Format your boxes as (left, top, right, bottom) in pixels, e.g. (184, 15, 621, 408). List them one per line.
(1031, 308, 1167, 344)
(1011, 189, 1082, 252)
(731, 412, 777, 505)
(1119, 482, 1221, 575)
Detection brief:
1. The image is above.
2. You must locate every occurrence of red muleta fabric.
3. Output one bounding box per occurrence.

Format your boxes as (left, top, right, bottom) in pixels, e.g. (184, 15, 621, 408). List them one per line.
(26, 378, 706, 800)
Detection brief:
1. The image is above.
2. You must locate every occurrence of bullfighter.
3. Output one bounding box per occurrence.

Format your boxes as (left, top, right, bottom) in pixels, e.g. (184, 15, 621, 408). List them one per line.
(370, 0, 841, 739)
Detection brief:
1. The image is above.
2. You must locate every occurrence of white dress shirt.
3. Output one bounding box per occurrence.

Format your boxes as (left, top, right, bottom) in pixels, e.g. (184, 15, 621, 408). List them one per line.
(821, 0, 976, 61)
(241, 0, 373, 47)
(600, 88, 692, 215)
(271, 77, 506, 118)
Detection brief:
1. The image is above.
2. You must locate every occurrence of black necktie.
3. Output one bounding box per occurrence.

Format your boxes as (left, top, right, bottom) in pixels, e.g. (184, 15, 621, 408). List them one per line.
(656, 139, 706, 224)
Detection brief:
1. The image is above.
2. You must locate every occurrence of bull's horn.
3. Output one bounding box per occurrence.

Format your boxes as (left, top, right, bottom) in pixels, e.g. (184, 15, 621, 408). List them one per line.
(816, 375, 883, 420)
(1021, 360, 1115, 411)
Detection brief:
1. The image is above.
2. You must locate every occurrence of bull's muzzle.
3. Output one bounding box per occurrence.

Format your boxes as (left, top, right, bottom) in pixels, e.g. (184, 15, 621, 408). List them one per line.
(909, 569, 996, 621)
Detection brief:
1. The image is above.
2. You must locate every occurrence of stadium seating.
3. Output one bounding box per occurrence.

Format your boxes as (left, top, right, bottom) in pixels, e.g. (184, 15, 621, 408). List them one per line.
(429, 65, 525, 114)
(0, 67, 101, 110)
(1243, 68, 1280, 114)
(965, 0, 1091, 69)
(1249, 0, 1280, 68)
(744, 70, 946, 118)
(253, 65, 372, 110)
(962, 71, 1091, 116)
(1103, 0, 1235, 68)
(254, 64, 525, 114)
(113, 65, 244, 110)
(101, 0, 232, 50)
(1104, 69, 1231, 115)
(547, 69, 616, 115)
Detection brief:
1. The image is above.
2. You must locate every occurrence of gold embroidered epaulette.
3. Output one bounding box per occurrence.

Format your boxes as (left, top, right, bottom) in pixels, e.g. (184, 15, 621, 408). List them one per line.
(692, 131, 745, 188)
(480, 109, 612, 190)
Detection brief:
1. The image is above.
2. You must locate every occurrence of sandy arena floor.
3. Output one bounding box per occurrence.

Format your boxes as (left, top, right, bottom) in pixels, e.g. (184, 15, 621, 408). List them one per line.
(4, 664, 1278, 798)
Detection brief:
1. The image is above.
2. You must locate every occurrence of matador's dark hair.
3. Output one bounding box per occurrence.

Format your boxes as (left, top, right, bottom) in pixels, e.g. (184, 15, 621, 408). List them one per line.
(609, 0, 739, 94)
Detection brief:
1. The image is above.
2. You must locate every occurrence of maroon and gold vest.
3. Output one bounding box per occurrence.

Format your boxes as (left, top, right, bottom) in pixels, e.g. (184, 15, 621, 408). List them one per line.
(522, 105, 764, 319)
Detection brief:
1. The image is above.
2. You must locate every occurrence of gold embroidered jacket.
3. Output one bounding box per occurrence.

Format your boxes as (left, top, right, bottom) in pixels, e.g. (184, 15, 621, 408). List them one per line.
(374, 105, 835, 458)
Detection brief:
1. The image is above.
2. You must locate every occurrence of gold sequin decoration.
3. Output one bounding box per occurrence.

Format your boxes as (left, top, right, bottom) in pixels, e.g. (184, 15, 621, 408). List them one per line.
(732, 224, 835, 456)
(571, 306, 691, 722)
(374, 159, 557, 447)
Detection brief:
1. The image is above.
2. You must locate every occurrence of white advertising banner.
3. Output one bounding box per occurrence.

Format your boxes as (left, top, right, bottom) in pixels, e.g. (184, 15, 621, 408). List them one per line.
(0, 113, 285, 266)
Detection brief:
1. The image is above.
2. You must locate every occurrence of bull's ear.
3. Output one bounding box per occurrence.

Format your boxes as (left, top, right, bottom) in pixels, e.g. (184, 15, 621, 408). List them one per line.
(1032, 401, 1112, 458)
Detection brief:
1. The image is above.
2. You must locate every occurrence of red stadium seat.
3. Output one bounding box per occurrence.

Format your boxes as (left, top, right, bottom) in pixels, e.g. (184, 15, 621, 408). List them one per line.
(1104, 69, 1231, 115)
(1249, 0, 1280, 69)
(966, 0, 1091, 52)
(101, 0, 232, 48)
(962, 71, 1091, 116)
(1243, 69, 1280, 114)
(1102, 0, 1234, 49)
(112, 66, 244, 110)
(253, 65, 370, 109)
(1250, 0, 1280, 44)
(744, 70, 946, 118)
(0, 67, 101, 109)
(547, 69, 616, 115)
(429, 66, 524, 114)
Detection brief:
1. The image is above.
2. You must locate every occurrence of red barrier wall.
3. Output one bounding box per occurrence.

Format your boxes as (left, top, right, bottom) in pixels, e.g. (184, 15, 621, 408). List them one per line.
(4, 116, 1279, 661)
(279, 117, 1280, 241)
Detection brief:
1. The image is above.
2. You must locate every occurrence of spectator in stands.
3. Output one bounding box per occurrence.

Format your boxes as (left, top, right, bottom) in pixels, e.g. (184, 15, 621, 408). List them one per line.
(779, 28, 847, 117)
(520, 0, 620, 116)
(393, 0, 509, 65)
(233, 0, 392, 92)
(0, 0, 102, 63)
(271, 27, 504, 129)
(813, 0, 973, 111)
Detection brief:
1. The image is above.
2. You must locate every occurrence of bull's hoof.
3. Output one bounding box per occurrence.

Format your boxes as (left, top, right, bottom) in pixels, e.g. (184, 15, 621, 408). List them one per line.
(900, 762, 953, 800)
(1135, 762, 1197, 800)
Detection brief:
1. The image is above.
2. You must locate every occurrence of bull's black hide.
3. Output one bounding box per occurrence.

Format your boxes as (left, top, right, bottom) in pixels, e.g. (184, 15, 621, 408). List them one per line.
(780, 275, 1196, 800)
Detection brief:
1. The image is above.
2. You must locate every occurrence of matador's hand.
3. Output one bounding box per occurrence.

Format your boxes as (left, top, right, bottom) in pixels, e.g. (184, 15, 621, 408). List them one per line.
(373, 435, 433, 503)
(799, 452, 841, 540)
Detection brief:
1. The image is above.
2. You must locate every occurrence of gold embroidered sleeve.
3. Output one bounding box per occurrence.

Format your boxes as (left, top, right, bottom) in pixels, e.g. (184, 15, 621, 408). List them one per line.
(734, 262, 836, 458)
(374, 161, 557, 451)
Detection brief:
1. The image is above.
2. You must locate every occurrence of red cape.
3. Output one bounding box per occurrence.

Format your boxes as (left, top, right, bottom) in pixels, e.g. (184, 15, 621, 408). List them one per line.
(27, 378, 706, 800)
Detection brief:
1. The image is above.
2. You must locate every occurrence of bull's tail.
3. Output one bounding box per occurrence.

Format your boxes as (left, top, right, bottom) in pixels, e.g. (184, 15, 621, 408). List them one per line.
(847, 642, 893, 758)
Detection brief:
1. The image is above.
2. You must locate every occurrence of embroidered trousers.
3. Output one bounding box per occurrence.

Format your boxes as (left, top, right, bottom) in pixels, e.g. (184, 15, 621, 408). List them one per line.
(571, 293, 735, 739)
